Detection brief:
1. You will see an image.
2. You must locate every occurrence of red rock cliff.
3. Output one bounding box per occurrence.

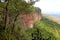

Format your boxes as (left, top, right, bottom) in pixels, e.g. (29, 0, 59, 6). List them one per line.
(17, 7, 42, 28)
(17, 12, 42, 28)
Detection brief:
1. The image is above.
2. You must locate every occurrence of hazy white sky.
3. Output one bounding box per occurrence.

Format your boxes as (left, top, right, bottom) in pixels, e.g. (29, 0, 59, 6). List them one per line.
(34, 0, 60, 14)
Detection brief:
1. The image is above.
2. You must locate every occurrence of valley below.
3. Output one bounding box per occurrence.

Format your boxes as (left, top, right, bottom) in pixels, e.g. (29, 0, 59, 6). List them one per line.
(42, 14, 60, 24)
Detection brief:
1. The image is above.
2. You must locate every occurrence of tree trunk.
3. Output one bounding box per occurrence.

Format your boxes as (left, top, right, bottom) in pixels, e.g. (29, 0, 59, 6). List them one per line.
(4, 0, 9, 30)
(12, 12, 20, 32)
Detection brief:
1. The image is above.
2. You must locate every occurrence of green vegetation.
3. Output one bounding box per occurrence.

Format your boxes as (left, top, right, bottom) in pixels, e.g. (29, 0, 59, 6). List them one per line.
(33, 17, 60, 40)
(34, 7, 41, 13)
(0, 0, 60, 40)
(0, 16, 60, 40)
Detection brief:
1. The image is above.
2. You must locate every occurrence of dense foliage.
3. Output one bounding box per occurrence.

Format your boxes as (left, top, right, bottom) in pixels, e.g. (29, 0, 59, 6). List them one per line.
(0, 0, 60, 40)
(34, 7, 41, 13)
(0, 16, 60, 40)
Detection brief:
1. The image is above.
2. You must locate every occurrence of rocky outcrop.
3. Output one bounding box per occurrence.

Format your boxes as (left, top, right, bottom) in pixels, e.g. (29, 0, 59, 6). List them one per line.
(16, 7, 42, 28)
(17, 12, 42, 28)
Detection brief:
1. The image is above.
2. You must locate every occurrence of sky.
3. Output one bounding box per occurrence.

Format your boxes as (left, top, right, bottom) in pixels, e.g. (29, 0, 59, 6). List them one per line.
(34, 0, 60, 14)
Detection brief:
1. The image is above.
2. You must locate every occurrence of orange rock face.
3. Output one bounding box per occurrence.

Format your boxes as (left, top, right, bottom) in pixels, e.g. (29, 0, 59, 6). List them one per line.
(20, 12, 42, 28)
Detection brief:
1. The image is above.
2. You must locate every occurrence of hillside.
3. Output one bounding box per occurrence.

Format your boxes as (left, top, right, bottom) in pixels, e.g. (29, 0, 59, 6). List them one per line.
(0, 15, 60, 40)
(34, 17, 60, 40)
(42, 14, 60, 24)
(0, 0, 60, 40)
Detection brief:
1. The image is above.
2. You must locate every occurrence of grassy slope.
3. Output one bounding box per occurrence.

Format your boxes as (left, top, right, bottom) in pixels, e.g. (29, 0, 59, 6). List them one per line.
(36, 17, 60, 40)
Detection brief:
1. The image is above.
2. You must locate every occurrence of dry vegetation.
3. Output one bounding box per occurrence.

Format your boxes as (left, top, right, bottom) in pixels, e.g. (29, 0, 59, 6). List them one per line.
(43, 14, 60, 24)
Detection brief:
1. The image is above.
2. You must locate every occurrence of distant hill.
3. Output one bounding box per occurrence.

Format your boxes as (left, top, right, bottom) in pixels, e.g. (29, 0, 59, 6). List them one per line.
(42, 14, 60, 24)
(49, 13, 60, 18)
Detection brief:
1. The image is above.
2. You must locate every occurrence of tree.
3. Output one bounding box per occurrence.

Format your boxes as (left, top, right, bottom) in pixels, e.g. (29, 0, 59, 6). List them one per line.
(0, 0, 38, 30)
(0, 0, 39, 40)
(35, 7, 41, 13)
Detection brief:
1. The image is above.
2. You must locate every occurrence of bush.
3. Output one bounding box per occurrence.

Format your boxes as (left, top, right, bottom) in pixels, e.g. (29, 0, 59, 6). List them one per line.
(31, 23, 56, 40)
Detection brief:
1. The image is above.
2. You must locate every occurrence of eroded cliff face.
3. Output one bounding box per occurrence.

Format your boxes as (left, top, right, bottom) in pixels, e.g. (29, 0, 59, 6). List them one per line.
(17, 12, 42, 28)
